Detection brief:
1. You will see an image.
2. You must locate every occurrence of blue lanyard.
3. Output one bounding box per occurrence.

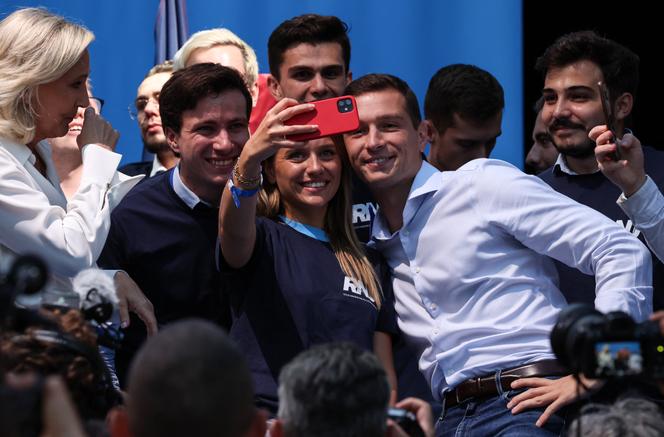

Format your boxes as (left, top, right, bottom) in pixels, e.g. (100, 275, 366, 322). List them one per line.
(279, 215, 329, 242)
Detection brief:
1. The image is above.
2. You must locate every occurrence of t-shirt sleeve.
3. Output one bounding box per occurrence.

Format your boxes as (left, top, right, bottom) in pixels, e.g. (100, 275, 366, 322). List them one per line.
(217, 217, 271, 274)
(369, 248, 399, 336)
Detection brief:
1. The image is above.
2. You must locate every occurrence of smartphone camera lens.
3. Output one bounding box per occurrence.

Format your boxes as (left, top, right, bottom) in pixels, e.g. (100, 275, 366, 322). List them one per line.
(337, 98, 353, 113)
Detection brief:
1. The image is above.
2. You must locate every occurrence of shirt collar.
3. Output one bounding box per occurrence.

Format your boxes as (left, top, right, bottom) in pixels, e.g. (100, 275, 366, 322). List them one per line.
(171, 165, 210, 209)
(371, 160, 443, 242)
(149, 154, 168, 177)
(0, 136, 34, 166)
(553, 154, 577, 175)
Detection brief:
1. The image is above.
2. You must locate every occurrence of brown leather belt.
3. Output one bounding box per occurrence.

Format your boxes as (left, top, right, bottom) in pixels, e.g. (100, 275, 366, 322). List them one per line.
(444, 360, 567, 408)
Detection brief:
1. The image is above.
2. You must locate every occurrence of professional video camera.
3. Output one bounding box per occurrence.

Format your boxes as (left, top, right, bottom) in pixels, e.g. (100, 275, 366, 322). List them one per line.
(550, 304, 664, 379)
(1, 256, 122, 436)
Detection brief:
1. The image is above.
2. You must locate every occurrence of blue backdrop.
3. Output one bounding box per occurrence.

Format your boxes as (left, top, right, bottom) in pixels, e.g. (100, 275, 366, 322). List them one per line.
(1, 0, 523, 168)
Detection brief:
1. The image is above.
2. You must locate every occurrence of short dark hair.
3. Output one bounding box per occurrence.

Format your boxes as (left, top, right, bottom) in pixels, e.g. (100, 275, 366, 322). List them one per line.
(127, 319, 256, 437)
(268, 14, 351, 80)
(277, 342, 390, 437)
(344, 73, 421, 129)
(535, 31, 639, 103)
(159, 63, 252, 134)
(424, 64, 504, 132)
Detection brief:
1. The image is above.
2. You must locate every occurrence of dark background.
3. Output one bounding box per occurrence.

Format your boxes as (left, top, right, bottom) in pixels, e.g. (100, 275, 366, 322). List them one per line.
(523, 2, 664, 160)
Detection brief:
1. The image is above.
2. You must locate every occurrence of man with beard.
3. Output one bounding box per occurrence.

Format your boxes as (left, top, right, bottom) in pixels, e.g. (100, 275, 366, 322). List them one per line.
(119, 61, 179, 177)
(537, 31, 664, 310)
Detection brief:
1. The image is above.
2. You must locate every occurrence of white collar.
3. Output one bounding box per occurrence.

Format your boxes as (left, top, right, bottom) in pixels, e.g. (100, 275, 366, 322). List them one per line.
(171, 165, 209, 209)
(149, 154, 168, 177)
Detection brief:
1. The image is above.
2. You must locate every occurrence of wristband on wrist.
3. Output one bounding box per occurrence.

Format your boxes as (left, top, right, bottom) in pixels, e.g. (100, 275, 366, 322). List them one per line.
(227, 177, 261, 208)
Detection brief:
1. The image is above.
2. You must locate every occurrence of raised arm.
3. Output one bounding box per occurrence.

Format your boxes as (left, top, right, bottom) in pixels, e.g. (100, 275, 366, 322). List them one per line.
(0, 109, 125, 278)
(590, 126, 664, 263)
(218, 98, 316, 268)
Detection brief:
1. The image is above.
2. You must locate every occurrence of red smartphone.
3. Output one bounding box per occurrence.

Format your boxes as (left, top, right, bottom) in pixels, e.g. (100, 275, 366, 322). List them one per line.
(285, 95, 359, 141)
(598, 81, 622, 160)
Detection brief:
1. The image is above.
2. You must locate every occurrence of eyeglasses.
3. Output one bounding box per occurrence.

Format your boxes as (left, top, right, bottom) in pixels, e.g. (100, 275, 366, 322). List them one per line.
(89, 96, 105, 113)
(128, 95, 159, 120)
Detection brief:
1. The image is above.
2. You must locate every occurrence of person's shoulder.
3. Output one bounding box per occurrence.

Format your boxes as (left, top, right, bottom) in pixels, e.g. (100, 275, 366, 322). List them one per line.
(118, 160, 152, 177)
(114, 170, 172, 212)
(456, 158, 525, 182)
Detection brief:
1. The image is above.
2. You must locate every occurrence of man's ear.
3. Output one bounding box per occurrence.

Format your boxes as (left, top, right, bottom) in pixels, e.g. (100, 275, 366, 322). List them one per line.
(249, 80, 259, 107)
(267, 74, 283, 100)
(614, 92, 634, 122)
(247, 409, 268, 437)
(346, 70, 353, 86)
(418, 120, 436, 154)
(166, 127, 180, 155)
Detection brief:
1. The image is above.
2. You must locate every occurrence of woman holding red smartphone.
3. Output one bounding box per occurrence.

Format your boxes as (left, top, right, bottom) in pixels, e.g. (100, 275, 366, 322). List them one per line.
(219, 97, 397, 415)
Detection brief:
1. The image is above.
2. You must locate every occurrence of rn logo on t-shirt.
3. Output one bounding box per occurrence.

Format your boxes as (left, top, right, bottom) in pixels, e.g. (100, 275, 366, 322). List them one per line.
(343, 276, 375, 304)
(352, 202, 377, 228)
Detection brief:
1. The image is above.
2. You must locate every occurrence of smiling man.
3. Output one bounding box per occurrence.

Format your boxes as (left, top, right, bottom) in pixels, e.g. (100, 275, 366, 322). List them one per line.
(342, 73, 652, 436)
(97, 64, 251, 385)
(266, 14, 382, 244)
(536, 31, 664, 310)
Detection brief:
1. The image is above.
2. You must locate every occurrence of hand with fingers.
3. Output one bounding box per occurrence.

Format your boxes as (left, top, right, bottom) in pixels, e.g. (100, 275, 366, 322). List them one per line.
(113, 270, 158, 335)
(589, 125, 647, 197)
(236, 98, 318, 177)
(395, 397, 435, 437)
(77, 106, 120, 151)
(506, 374, 602, 427)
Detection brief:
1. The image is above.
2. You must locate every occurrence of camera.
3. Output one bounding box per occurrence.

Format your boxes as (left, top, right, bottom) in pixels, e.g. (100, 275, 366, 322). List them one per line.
(387, 407, 424, 437)
(550, 304, 664, 379)
(336, 97, 354, 113)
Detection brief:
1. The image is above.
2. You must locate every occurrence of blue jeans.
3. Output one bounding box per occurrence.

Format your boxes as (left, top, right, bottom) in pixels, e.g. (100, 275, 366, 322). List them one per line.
(435, 371, 565, 437)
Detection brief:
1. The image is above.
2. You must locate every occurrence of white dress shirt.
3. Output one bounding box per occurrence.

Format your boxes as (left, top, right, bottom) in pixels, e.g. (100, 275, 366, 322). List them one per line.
(618, 176, 664, 263)
(370, 159, 652, 399)
(0, 136, 141, 288)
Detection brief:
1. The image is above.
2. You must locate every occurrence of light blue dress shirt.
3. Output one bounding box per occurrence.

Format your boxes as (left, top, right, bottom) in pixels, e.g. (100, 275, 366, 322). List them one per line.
(618, 176, 664, 263)
(370, 159, 652, 399)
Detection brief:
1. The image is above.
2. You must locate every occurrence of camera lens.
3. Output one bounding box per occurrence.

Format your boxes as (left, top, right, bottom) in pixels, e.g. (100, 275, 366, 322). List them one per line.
(550, 304, 604, 372)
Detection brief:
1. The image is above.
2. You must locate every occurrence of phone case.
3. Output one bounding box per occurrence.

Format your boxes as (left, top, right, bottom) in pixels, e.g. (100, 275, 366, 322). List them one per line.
(286, 95, 359, 141)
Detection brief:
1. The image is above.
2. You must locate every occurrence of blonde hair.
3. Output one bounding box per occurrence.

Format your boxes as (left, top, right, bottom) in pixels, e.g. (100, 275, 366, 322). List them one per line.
(0, 8, 94, 144)
(257, 141, 383, 307)
(173, 28, 258, 87)
(146, 59, 174, 79)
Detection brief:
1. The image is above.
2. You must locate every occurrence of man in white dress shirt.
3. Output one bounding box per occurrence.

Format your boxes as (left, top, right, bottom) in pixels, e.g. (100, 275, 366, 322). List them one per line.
(341, 73, 652, 436)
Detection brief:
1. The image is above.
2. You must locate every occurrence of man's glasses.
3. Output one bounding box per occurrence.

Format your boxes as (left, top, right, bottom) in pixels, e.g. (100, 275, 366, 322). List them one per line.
(128, 96, 159, 120)
(89, 96, 105, 114)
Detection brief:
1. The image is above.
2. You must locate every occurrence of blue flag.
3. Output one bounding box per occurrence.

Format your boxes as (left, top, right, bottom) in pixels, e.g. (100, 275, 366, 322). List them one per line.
(154, 0, 189, 64)
(146, 0, 188, 160)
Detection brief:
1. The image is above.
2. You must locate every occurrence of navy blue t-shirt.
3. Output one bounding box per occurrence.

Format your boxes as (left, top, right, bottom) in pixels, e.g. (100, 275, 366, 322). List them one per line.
(219, 217, 398, 414)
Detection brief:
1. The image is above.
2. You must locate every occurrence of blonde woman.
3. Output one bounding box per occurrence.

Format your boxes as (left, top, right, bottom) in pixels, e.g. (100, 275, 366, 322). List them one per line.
(0, 8, 140, 290)
(219, 98, 397, 414)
